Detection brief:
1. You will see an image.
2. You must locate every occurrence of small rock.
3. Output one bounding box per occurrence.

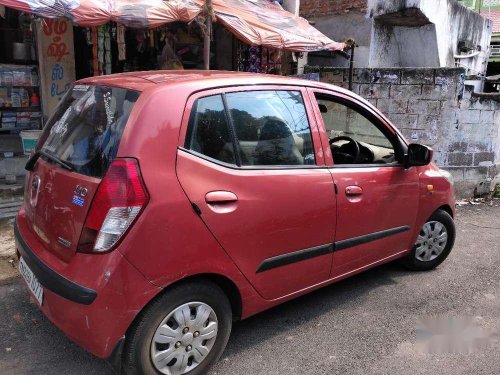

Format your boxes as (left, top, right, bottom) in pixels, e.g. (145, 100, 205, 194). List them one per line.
(5, 347, 11, 352)
(12, 314, 22, 322)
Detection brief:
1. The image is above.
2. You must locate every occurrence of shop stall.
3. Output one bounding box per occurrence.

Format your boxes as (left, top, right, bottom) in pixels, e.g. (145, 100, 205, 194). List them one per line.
(0, 6, 41, 160)
(0, 0, 345, 186)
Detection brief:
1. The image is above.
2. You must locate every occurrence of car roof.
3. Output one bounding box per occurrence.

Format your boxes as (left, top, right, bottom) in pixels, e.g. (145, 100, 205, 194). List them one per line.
(77, 70, 344, 94)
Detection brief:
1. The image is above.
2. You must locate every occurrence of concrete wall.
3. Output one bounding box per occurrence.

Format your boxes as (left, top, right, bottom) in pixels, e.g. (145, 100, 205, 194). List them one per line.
(301, 0, 492, 74)
(299, 0, 371, 68)
(282, 0, 300, 15)
(370, 23, 440, 67)
(304, 66, 500, 198)
(369, 0, 492, 75)
(300, 0, 367, 18)
(306, 12, 372, 68)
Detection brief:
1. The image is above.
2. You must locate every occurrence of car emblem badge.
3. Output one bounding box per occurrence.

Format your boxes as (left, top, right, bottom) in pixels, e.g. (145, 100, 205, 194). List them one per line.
(30, 176, 41, 208)
(74, 185, 88, 197)
(57, 237, 72, 248)
(72, 185, 88, 207)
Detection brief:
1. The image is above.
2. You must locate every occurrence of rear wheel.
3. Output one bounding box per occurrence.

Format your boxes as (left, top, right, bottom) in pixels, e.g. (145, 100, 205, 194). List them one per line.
(401, 209, 456, 271)
(123, 281, 232, 375)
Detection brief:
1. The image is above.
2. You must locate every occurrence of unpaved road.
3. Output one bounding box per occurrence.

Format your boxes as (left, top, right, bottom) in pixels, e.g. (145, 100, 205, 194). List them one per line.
(0, 220, 17, 284)
(1, 204, 499, 375)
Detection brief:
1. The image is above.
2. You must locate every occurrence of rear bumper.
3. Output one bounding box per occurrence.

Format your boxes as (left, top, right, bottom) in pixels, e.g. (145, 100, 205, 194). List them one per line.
(15, 222, 97, 305)
(14, 209, 161, 359)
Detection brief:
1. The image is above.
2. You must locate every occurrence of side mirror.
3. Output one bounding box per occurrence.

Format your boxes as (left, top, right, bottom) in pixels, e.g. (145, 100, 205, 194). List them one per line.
(405, 144, 433, 169)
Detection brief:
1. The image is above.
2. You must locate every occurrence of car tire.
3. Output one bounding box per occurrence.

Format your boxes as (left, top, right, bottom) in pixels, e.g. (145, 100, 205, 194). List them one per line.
(123, 280, 232, 375)
(401, 209, 456, 271)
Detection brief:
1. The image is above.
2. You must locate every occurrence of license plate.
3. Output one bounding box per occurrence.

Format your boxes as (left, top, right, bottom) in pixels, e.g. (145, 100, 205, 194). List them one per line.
(19, 257, 44, 306)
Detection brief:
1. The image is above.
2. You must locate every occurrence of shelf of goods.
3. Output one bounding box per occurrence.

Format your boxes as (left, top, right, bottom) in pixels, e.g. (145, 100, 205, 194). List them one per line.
(0, 64, 41, 134)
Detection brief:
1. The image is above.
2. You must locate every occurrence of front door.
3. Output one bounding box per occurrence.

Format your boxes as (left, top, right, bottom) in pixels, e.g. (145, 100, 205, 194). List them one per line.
(308, 89, 419, 278)
(176, 87, 336, 300)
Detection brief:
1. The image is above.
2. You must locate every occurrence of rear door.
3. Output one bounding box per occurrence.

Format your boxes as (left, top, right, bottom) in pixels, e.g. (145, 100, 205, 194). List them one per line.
(308, 89, 419, 277)
(26, 85, 140, 262)
(176, 87, 337, 300)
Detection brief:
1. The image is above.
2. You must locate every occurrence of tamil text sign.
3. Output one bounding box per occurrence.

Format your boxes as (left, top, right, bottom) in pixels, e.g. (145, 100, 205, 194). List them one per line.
(36, 18, 75, 119)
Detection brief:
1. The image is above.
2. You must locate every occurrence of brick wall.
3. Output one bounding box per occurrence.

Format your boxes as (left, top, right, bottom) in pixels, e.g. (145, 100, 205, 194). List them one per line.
(300, 0, 367, 19)
(304, 66, 500, 198)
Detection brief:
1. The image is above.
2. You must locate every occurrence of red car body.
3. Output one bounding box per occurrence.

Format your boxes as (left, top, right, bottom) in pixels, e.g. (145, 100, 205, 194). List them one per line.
(15, 71, 455, 361)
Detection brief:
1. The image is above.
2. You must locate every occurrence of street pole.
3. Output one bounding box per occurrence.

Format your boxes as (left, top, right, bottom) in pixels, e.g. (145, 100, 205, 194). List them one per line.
(204, 0, 212, 70)
(349, 44, 355, 91)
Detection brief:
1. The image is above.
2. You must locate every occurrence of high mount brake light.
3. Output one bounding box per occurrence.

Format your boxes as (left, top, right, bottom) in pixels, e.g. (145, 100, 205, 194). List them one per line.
(77, 158, 149, 253)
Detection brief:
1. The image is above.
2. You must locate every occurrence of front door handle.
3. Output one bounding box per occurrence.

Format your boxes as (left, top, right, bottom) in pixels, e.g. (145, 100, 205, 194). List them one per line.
(205, 191, 238, 204)
(345, 186, 363, 196)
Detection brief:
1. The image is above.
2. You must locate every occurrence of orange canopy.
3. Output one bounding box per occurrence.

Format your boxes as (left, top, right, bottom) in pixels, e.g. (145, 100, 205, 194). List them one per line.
(204, 0, 345, 52)
(0, 0, 345, 51)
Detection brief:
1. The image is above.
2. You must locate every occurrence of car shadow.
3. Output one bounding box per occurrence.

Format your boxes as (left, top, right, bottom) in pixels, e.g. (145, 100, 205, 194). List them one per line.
(220, 261, 421, 358)
(3, 260, 423, 375)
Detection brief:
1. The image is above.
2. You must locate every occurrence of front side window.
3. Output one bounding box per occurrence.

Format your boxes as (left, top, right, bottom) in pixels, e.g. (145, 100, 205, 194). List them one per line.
(225, 90, 315, 166)
(316, 96, 396, 165)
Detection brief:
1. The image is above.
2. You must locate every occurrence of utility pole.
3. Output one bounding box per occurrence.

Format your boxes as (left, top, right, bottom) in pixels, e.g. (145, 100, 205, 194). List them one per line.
(204, 0, 213, 70)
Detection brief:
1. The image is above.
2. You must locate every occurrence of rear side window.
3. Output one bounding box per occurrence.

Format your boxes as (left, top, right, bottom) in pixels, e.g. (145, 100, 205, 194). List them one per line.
(185, 90, 315, 167)
(39, 85, 140, 178)
(226, 91, 315, 166)
(185, 95, 236, 165)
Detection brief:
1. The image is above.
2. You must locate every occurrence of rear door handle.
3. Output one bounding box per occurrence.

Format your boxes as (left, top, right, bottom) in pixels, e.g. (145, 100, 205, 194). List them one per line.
(205, 191, 238, 204)
(205, 191, 238, 214)
(345, 186, 363, 196)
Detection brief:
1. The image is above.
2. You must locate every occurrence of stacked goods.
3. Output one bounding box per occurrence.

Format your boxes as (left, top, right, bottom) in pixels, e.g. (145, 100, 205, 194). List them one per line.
(0, 64, 41, 131)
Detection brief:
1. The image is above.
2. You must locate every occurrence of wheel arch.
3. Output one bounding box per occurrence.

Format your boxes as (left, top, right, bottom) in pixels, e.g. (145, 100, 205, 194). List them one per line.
(128, 273, 243, 332)
(436, 204, 454, 218)
(181, 273, 243, 322)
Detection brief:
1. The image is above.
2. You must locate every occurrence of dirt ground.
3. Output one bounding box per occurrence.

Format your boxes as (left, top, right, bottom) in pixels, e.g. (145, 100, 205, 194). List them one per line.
(0, 219, 18, 284)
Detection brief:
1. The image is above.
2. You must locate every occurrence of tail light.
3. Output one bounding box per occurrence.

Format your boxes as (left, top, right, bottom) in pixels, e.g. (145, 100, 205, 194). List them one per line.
(77, 158, 149, 253)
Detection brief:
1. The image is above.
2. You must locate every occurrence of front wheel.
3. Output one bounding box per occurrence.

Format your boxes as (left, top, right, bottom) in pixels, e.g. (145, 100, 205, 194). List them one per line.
(401, 209, 456, 271)
(123, 281, 232, 375)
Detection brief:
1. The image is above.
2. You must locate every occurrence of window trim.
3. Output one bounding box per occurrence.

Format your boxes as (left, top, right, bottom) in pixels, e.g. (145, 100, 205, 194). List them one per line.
(221, 93, 243, 167)
(178, 147, 330, 171)
(184, 94, 239, 166)
(308, 89, 408, 169)
(181, 86, 323, 170)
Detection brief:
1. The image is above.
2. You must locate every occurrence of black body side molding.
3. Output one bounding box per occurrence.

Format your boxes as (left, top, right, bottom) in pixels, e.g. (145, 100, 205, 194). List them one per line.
(256, 226, 411, 273)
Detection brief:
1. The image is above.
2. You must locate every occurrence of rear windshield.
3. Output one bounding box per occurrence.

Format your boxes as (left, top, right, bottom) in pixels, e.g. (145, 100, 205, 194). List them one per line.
(39, 85, 140, 178)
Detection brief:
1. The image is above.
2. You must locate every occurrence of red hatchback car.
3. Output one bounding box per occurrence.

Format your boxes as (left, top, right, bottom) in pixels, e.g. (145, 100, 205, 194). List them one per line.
(16, 71, 456, 375)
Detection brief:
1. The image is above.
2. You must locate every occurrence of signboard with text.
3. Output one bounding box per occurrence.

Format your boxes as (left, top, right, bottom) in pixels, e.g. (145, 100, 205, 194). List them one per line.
(36, 18, 75, 120)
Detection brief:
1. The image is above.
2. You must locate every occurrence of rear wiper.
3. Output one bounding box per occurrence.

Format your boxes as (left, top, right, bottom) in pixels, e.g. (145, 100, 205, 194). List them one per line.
(25, 150, 74, 172)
